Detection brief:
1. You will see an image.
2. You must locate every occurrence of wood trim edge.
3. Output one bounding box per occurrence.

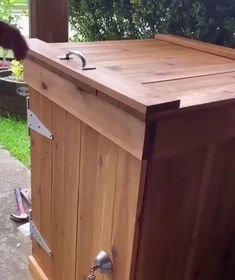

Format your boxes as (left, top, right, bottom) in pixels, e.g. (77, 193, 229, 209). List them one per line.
(155, 34, 235, 60)
(24, 60, 146, 159)
(29, 256, 49, 280)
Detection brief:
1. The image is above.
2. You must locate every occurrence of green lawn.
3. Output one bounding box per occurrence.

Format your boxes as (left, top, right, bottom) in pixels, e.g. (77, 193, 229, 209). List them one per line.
(0, 48, 14, 59)
(0, 116, 30, 167)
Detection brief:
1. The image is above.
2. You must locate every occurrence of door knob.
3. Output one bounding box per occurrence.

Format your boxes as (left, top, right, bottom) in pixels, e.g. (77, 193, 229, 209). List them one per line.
(95, 251, 113, 274)
(87, 251, 113, 279)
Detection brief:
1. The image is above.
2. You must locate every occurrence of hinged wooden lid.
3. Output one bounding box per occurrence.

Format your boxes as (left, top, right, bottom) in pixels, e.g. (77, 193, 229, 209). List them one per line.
(25, 35, 235, 119)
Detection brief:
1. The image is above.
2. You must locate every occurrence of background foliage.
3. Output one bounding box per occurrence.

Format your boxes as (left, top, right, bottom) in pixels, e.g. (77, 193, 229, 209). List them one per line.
(70, 0, 235, 46)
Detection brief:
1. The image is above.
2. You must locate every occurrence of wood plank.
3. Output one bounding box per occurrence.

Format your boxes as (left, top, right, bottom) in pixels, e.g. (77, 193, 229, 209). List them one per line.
(145, 72, 235, 110)
(30, 0, 68, 42)
(156, 34, 235, 60)
(51, 104, 66, 280)
(183, 143, 217, 280)
(30, 89, 42, 267)
(75, 124, 99, 280)
(29, 256, 49, 280)
(75, 123, 119, 280)
(186, 138, 235, 279)
(25, 39, 180, 112)
(38, 94, 53, 279)
(135, 147, 207, 280)
(145, 72, 235, 93)
(53, 39, 170, 49)
(24, 60, 146, 159)
(92, 133, 119, 280)
(136, 104, 235, 279)
(61, 113, 81, 280)
(104, 60, 234, 76)
(111, 150, 145, 280)
(136, 63, 235, 84)
(152, 104, 235, 157)
(30, 89, 53, 279)
(87, 50, 232, 66)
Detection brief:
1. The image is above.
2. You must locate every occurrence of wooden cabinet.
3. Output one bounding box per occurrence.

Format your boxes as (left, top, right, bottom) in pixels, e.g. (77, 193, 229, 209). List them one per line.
(24, 35, 235, 280)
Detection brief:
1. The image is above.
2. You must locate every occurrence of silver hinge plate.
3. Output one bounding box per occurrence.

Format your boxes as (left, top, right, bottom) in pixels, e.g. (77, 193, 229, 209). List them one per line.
(27, 109, 53, 140)
(30, 221, 52, 256)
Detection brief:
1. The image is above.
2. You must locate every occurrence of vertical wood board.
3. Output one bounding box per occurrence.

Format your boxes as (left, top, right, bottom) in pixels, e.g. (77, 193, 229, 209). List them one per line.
(30, 89, 53, 278)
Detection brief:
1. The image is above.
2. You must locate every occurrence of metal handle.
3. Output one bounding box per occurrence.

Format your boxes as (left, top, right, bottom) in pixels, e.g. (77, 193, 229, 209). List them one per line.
(95, 251, 113, 274)
(60, 50, 86, 67)
(59, 50, 96, 70)
(15, 188, 26, 214)
(87, 251, 113, 279)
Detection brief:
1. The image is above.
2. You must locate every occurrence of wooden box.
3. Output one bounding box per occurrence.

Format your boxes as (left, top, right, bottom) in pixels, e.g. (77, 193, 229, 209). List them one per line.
(24, 35, 235, 280)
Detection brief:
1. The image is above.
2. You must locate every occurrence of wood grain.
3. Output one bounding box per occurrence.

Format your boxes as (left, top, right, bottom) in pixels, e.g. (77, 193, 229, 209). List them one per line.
(54, 39, 234, 86)
(155, 34, 235, 60)
(25, 38, 235, 114)
(152, 104, 235, 157)
(25, 39, 180, 112)
(145, 72, 235, 109)
(30, 88, 53, 279)
(28, 35, 235, 280)
(111, 150, 145, 280)
(135, 148, 207, 280)
(24, 60, 146, 159)
(30, 89, 42, 267)
(186, 138, 235, 280)
(29, 256, 49, 280)
(75, 123, 119, 280)
(75, 123, 99, 280)
(30, 0, 68, 42)
(51, 104, 66, 280)
(136, 103, 235, 280)
(75, 123, 145, 280)
(61, 113, 81, 280)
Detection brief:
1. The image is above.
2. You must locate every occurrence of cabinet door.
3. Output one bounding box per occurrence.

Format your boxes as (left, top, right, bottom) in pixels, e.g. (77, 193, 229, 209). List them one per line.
(30, 89, 81, 280)
(30, 89, 53, 279)
(75, 123, 144, 280)
(30, 89, 144, 280)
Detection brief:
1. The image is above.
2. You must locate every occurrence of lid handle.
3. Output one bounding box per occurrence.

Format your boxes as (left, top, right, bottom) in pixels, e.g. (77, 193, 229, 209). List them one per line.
(59, 50, 96, 70)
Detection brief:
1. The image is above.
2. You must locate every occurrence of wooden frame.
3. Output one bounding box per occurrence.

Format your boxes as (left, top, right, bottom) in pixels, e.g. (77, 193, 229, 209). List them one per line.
(29, 0, 69, 42)
(25, 36, 235, 280)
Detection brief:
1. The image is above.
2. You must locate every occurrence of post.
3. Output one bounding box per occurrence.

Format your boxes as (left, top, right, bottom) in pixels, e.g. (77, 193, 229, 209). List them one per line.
(29, 0, 68, 42)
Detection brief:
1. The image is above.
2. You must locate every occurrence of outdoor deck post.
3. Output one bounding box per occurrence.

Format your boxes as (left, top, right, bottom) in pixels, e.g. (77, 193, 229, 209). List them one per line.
(29, 0, 69, 42)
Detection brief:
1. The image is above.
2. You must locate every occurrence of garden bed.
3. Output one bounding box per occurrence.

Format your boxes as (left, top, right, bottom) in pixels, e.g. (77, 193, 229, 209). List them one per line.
(0, 70, 28, 119)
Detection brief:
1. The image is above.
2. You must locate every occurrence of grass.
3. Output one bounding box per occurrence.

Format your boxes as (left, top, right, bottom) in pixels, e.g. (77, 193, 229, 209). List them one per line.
(0, 48, 14, 59)
(0, 116, 30, 167)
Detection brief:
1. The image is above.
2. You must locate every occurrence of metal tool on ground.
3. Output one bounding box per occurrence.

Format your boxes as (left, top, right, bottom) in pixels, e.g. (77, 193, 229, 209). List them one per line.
(10, 188, 29, 222)
(20, 188, 31, 207)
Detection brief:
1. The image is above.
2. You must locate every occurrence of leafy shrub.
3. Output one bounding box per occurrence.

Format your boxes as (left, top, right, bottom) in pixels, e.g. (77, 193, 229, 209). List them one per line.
(11, 60, 24, 81)
(0, 0, 20, 26)
(70, 0, 235, 46)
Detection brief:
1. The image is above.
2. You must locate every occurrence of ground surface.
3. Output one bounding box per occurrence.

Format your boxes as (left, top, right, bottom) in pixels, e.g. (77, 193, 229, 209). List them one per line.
(0, 149, 31, 280)
(0, 117, 30, 167)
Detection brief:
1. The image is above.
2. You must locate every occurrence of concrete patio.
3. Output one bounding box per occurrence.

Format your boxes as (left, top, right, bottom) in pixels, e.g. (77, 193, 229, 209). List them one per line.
(0, 149, 31, 279)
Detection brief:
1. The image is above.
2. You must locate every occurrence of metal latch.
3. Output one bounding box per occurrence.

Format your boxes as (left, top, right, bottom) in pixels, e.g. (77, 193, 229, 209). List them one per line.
(59, 50, 96, 70)
(30, 221, 52, 256)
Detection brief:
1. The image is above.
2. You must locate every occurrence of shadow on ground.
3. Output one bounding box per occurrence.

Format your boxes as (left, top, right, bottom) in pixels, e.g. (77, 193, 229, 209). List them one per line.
(0, 149, 31, 279)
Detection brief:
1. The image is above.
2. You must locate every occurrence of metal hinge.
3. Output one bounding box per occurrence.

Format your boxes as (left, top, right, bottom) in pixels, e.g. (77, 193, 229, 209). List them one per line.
(30, 221, 52, 256)
(26, 97, 53, 140)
